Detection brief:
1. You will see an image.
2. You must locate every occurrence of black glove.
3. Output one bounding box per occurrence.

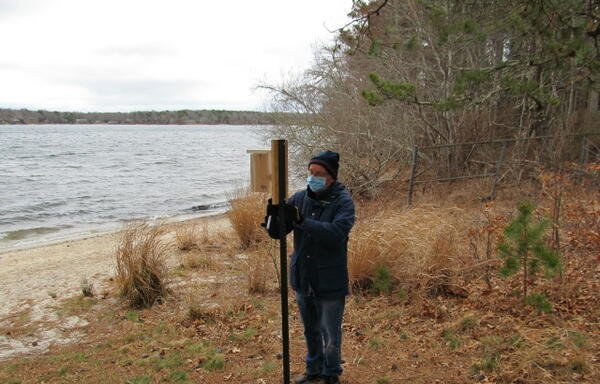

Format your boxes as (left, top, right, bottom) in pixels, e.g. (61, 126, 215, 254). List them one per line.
(261, 199, 299, 239)
(283, 203, 302, 224)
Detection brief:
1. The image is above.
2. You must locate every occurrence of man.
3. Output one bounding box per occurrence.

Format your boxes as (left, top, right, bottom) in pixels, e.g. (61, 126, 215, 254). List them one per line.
(264, 150, 355, 384)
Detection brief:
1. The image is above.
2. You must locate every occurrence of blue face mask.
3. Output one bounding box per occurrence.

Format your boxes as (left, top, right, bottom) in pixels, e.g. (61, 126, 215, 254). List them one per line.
(307, 175, 327, 192)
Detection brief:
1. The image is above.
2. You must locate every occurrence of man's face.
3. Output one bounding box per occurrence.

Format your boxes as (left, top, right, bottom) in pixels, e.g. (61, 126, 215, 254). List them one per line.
(309, 163, 334, 187)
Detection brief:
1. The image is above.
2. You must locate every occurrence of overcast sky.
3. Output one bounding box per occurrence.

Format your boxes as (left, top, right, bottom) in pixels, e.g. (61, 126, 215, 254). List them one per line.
(0, 0, 352, 112)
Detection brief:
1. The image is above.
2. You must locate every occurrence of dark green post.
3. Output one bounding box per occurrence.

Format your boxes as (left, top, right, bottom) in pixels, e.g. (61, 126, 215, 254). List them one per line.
(408, 146, 419, 206)
(490, 141, 507, 200)
(272, 139, 290, 384)
(577, 134, 588, 184)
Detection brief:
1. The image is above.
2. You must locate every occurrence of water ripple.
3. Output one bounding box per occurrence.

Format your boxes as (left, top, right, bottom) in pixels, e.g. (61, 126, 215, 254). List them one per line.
(0, 124, 263, 245)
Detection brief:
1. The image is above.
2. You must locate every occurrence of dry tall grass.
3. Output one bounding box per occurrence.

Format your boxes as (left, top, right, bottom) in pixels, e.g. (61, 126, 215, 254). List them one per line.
(175, 224, 204, 251)
(349, 204, 469, 298)
(176, 221, 237, 270)
(244, 242, 277, 294)
(115, 221, 170, 308)
(228, 189, 268, 249)
(182, 250, 217, 270)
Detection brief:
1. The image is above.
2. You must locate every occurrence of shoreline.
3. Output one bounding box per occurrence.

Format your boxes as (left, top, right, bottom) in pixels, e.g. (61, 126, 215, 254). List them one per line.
(0, 209, 228, 255)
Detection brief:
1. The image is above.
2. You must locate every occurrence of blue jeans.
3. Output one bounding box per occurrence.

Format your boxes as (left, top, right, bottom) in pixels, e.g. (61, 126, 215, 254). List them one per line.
(295, 292, 346, 377)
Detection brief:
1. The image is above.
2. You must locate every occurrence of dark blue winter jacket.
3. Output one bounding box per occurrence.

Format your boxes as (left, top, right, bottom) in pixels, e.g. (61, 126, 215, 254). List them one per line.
(287, 181, 355, 299)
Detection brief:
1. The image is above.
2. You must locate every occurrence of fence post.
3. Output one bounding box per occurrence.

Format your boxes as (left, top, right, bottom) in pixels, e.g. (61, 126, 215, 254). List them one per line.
(408, 146, 419, 206)
(577, 134, 588, 184)
(490, 141, 507, 200)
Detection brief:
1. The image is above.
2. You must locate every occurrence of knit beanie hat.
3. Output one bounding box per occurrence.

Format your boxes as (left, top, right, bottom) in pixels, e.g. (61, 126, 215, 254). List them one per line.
(308, 151, 340, 180)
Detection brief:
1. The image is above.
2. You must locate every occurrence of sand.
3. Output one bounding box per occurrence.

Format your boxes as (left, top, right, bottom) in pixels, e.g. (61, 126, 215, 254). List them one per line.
(0, 214, 230, 360)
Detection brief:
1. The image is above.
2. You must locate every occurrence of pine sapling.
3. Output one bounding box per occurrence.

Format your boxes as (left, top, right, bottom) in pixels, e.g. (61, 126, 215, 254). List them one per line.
(497, 201, 561, 307)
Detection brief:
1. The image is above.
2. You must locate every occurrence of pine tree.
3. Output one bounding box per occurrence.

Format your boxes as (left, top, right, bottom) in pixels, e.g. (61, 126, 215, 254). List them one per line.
(498, 201, 561, 308)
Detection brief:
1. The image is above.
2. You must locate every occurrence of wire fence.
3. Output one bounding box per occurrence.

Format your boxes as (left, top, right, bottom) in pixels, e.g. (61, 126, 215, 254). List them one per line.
(407, 132, 600, 205)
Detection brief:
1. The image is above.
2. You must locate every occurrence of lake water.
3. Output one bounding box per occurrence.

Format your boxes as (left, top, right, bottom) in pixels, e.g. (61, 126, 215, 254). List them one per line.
(0, 124, 265, 249)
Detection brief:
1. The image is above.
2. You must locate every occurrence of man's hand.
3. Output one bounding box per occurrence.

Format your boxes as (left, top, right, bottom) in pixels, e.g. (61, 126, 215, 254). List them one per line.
(261, 199, 297, 239)
(283, 203, 302, 224)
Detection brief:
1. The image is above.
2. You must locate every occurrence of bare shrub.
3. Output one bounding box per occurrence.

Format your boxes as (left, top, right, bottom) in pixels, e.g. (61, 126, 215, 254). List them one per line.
(115, 221, 169, 308)
(228, 189, 268, 249)
(349, 205, 469, 298)
(467, 205, 507, 290)
(259, 49, 412, 196)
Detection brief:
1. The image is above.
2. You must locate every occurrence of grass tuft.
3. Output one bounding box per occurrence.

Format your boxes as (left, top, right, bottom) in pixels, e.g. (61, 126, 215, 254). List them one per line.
(126, 376, 151, 384)
(255, 361, 278, 377)
(474, 336, 503, 373)
(442, 329, 461, 349)
(525, 293, 553, 313)
(80, 277, 94, 297)
(567, 330, 587, 348)
(371, 265, 393, 295)
(125, 311, 141, 323)
(115, 221, 169, 308)
(182, 250, 216, 270)
(202, 350, 225, 371)
(57, 296, 97, 317)
(168, 370, 188, 383)
(568, 357, 589, 374)
(175, 224, 202, 251)
(153, 352, 183, 371)
(457, 314, 478, 332)
(227, 189, 268, 249)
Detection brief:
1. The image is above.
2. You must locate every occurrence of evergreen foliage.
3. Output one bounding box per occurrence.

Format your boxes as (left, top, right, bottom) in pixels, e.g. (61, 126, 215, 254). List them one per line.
(360, 0, 598, 121)
(525, 293, 553, 313)
(497, 201, 561, 307)
(371, 265, 393, 295)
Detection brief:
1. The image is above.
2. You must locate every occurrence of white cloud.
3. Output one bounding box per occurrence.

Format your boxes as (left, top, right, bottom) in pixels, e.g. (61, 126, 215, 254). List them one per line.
(0, 0, 352, 111)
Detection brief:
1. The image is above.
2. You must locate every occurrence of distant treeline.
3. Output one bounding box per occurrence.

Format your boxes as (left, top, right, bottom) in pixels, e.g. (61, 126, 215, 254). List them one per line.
(0, 108, 277, 125)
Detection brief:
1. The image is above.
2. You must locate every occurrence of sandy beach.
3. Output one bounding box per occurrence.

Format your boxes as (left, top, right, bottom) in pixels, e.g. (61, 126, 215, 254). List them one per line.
(0, 214, 230, 360)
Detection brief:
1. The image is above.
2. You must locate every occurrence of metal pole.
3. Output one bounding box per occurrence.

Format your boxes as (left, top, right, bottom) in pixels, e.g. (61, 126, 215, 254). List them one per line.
(408, 146, 419, 206)
(275, 139, 291, 384)
(490, 141, 507, 200)
(577, 135, 587, 184)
